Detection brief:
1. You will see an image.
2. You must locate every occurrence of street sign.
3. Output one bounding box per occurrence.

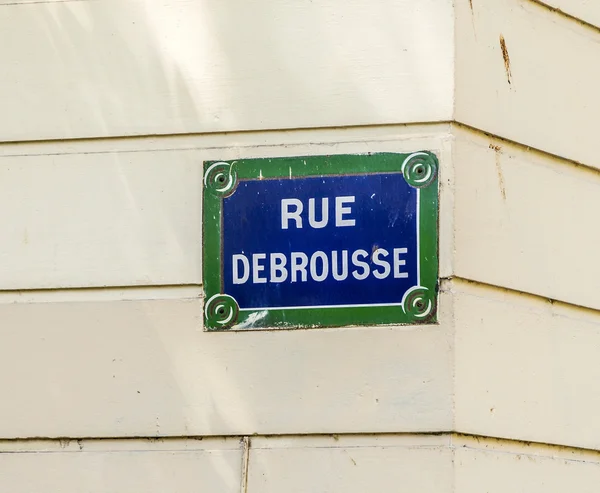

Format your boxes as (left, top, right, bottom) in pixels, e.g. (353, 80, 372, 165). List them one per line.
(203, 152, 439, 331)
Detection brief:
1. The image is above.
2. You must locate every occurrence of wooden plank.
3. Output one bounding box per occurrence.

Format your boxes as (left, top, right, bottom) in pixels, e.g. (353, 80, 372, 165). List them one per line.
(454, 280, 600, 450)
(455, 436, 600, 493)
(0, 0, 453, 142)
(247, 435, 453, 493)
(0, 438, 241, 493)
(537, 0, 600, 29)
(453, 127, 600, 311)
(0, 149, 203, 289)
(0, 295, 453, 438)
(0, 127, 452, 290)
(455, 0, 600, 168)
(248, 434, 600, 493)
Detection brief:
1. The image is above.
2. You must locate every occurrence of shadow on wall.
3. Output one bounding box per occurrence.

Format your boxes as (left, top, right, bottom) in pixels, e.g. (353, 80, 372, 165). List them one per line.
(0, 0, 447, 485)
(11, 0, 200, 139)
(1, 0, 442, 140)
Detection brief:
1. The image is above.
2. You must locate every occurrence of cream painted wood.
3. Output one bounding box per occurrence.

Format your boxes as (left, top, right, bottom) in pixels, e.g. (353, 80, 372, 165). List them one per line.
(0, 293, 453, 438)
(0, 150, 202, 289)
(6, 122, 596, 308)
(455, 436, 600, 493)
(453, 127, 600, 311)
(455, 0, 600, 168)
(3, 434, 600, 492)
(537, 0, 600, 28)
(0, 0, 454, 142)
(247, 435, 453, 493)
(0, 127, 453, 290)
(247, 434, 600, 493)
(454, 280, 600, 450)
(0, 438, 242, 493)
(0, 122, 451, 158)
(14, 278, 600, 450)
(453, 434, 600, 462)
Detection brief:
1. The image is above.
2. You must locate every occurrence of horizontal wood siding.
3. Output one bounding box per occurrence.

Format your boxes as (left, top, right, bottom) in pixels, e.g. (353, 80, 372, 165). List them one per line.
(455, 0, 600, 168)
(0, 0, 454, 142)
(453, 127, 600, 311)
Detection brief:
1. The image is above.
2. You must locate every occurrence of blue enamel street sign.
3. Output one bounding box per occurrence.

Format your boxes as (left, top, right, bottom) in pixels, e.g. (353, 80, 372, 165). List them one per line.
(203, 152, 439, 330)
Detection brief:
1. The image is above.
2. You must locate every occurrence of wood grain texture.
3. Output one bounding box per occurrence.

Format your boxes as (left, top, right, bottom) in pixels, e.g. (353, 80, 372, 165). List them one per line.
(0, 0, 454, 142)
(455, 0, 600, 168)
(453, 127, 600, 311)
(0, 438, 242, 493)
(0, 294, 453, 438)
(0, 127, 452, 290)
(454, 280, 600, 450)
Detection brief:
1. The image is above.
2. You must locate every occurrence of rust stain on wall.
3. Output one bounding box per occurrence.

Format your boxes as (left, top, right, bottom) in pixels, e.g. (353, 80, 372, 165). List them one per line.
(489, 144, 507, 201)
(499, 35, 512, 85)
(468, 0, 477, 38)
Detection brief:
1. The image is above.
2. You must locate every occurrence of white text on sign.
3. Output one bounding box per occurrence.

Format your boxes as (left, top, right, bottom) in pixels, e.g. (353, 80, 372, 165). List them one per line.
(232, 248, 409, 284)
(281, 196, 356, 229)
(232, 195, 410, 284)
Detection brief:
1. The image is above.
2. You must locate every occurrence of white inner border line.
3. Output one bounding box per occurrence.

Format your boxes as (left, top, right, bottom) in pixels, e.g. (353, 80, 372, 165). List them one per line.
(238, 187, 422, 312)
(240, 302, 406, 311)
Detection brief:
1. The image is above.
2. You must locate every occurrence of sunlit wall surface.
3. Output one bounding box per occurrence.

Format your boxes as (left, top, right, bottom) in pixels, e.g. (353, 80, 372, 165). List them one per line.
(0, 0, 599, 491)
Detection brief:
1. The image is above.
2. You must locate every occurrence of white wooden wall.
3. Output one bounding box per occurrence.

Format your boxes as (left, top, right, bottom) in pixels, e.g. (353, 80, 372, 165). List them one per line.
(0, 0, 453, 141)
(1, 0, 599, 491)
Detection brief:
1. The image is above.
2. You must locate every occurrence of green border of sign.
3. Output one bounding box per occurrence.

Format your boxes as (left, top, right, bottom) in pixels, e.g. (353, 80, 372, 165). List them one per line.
(203, 152, 439, 331)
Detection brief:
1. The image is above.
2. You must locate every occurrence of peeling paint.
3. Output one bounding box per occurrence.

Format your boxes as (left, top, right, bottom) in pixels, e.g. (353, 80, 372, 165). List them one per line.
(232, 310, 268, 330)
